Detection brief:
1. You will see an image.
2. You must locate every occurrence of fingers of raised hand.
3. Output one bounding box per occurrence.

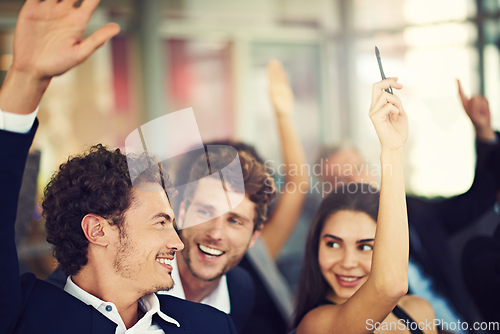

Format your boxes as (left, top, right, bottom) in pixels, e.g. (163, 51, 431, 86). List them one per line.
(457, 79, 470, 110)
(17, 0, 116, 78)
(23, 0, 102, 21)
(56, 0, 82, 9)
(370, 91, 403, 119)
(79, 0, 103, 16)
(373, 91, 402, 110)
(469, 96, 490, 121)
(77, 23, 120, 63)
(481, 97, 490, 115)
(370, 99, 401, 123)
(371, 78, 402, 103)
(24, 0, 81, 14)
(268, 59, 289, 86)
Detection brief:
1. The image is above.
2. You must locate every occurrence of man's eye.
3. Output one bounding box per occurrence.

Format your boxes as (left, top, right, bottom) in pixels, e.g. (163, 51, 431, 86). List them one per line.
(229, 217, 241, 225)
(359, 244, 373, 251)
(197, 209, 209, 217)
(157, 215, 173, 226)
(326, 241, 340, 248)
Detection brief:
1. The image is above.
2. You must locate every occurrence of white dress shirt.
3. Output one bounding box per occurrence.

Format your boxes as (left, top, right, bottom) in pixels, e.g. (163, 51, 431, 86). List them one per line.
(157, 257, 231, 314)
(0, 107, 38, 133)
(64, 276, 180, 334)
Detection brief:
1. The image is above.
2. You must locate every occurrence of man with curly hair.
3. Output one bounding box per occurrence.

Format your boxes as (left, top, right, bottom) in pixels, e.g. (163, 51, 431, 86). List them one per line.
(0, 0, 237, 333)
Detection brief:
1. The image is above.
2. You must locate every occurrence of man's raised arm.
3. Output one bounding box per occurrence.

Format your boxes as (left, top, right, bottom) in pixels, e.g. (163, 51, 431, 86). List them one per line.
(0, 2, 118, 331)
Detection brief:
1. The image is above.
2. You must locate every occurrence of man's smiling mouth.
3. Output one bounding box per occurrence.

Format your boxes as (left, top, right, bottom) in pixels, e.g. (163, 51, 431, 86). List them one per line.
(155, 257, 173, 265)
(198, 244, 225, 257)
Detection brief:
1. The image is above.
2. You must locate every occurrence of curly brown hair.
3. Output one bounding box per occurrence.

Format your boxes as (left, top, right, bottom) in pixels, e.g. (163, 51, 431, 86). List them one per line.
(182, 144, 276, 231)
(43, 144, 172, 276)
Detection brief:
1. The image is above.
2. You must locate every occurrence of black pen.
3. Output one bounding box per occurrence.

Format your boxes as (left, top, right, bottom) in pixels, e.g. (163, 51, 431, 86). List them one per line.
(375, 46, 393, 94)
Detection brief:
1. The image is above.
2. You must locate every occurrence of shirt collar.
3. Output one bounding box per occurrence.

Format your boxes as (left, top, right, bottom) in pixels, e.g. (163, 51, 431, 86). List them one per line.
(64, 276, 180, 328)
(64, 276, 107, 310)
(139, 293, 180, 327)
(158, 257, 231, 314)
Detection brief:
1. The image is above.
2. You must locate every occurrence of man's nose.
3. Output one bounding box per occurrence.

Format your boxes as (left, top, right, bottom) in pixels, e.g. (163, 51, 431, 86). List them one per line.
(167, 230, 184, 252)
(205, 216, 225, 240)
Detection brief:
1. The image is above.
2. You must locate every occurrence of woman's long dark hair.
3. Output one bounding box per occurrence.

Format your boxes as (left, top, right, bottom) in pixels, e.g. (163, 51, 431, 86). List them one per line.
(292, 183, 380, 329)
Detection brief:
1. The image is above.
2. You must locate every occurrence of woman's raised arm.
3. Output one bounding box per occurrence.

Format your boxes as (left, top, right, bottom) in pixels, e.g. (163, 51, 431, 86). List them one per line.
(297, 78, 408, 334)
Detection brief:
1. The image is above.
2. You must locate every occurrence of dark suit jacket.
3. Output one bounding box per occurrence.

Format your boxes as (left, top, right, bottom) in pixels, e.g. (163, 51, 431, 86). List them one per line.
(461, 140, 500, 329)
(226, 266, 255, 332)
(406, 134, 500, 326)
(1, 123, 238, 334)
(462, 229, 500, 327)
(239, 255, 289, 334)
(46, 264, 255, 332)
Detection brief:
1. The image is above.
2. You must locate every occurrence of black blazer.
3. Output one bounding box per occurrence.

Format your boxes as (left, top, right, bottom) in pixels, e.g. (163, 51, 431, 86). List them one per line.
(0, 123, 238, 334)
(238, 255, 289, 334)
(406, 134, 500, 325)
(462, 228, 500, 326)
(46, 264, 255, 332)
(226, 266, 255, 332)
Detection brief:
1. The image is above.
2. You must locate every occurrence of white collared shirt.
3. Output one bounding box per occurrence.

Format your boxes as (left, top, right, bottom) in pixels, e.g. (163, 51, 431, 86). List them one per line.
(64, 276, 180, 334)
(0, 107, 38, 133)
(157, 257, 231, 314)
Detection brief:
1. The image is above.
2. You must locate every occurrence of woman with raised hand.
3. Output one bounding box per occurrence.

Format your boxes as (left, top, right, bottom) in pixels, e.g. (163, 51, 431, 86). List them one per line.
(293, 78, 436, 334)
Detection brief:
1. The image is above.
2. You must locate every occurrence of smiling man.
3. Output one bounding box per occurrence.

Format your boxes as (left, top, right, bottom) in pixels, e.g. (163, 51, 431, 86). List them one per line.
(159, 145, 277, 331)
(179, 176, 259, 282)
(42, 145, 186, 331)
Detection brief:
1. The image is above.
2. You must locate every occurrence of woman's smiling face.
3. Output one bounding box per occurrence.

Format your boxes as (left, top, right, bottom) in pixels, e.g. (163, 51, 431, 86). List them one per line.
(318, 210, 376, 304)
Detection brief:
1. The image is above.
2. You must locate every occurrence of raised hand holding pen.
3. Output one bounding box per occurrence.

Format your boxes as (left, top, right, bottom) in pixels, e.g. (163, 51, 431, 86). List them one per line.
(369, 78, 407, 152)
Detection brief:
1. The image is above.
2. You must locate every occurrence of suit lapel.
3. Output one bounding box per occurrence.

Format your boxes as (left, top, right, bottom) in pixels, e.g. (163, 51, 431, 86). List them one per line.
(154, 313, 185, 333)
(91, 307, 117, 334)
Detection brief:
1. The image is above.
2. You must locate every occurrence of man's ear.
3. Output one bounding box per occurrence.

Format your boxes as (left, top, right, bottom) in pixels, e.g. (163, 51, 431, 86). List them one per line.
(81, 214, 109, 247)
(247, 226, 262, 250)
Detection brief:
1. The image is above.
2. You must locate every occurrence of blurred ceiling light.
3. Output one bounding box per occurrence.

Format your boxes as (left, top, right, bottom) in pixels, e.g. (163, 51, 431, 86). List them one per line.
(404, 23, 474, 47)
(403, 0, 470, 24)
